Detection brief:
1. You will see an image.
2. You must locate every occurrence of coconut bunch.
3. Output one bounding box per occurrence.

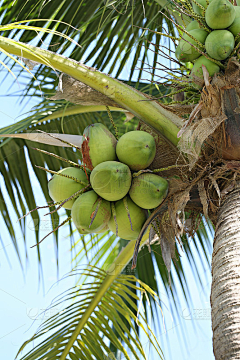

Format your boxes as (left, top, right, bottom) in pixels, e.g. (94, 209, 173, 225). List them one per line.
(175, 0, 240, 87)
(47, 123, 169, 241)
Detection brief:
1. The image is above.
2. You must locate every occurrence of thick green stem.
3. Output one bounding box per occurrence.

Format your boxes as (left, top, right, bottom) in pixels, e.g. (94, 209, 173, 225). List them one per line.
(59, 239, 136, 360)
(0, 36, 182, 146)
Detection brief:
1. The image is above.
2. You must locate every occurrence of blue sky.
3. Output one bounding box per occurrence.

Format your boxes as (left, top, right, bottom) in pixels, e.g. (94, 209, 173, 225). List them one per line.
(0, 32, 215, 360)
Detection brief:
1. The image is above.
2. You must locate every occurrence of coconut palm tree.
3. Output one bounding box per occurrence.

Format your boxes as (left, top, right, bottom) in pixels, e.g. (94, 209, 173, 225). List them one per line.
(0, 0, 237, 358)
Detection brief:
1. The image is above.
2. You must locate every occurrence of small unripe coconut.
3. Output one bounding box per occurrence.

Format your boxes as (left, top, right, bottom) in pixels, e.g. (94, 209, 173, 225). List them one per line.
(95, 224, 109, 234)
(108, 197, 147, 240)
(228, 6, 240, 39)
(178, 29, 208, 62)
(78, 223, 109, 235)
(116, 131, 156, 171)
(205, 30, 235, 60)
(90, 161, 132, 201)
(71, 190, 111, 233)
(185, 20, 202, 31)
(192, 0, 213, 16)
(81, 123, 117, 170)
(205, 0, 235, 29)
(175, 44, 187, 62)
(48, 167, 88, 209)
(191, 55, 220, 86)
(129, 173, 168, 209)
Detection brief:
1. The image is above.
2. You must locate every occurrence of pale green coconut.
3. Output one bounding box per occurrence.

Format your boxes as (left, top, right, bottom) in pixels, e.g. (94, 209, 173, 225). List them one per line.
(129, 173, 168, 209)
(192, 0, 213, 16)
(186, 20, 202, 31)
(78, 223, 109, 235)
(205, 0, 235, 29)
(90, 161, 132, 201)
(191, 55, 220, 87)
(48, 167, 88, 210)
(71, 190, 111, 233)
(95, 224, 109, 234)
(175, 44, 187, 62)
(116, 131, 156, 171)
(178, 29, 208, 62)
(108, 197, 147, 240)
(205, 30, 235, 60)
(81, 123, 117, 170)
(228, 6, 240, 40)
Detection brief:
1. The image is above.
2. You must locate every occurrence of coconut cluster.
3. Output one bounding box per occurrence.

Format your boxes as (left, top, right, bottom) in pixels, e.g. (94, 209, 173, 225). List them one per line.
(48, 123, 169, 241)
(176, 0, 240, 86)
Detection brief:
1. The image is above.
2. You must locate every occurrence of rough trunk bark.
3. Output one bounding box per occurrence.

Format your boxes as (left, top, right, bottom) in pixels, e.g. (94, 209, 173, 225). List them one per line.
(211, 183, 240, 359)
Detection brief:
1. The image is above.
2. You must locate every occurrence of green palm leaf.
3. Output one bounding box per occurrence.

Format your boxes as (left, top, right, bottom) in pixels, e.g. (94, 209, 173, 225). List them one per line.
(0, 0, 176, 87)
(16, 267, 164, 360)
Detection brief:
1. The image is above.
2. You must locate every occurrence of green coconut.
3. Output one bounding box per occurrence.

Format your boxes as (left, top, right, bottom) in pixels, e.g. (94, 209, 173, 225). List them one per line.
(116, 131, 156, 171)
(191, 55, 220, 86)
(77, 226, 91, 235)
(175, 44, 187, 62)
(78, 223, 109, 235)
(192, 0, 213, 16)
(81, 123, 117, 170)
(178, 29, 208, 62)
(90, 161, 132, 201)
(48, 167, 88, 210)
(186, 20, 202, 31)
(205, 30, 235, 60)
(108, 197, 147, 240)
(95, 224, 109, 234)
(205, 0, 235, 29)
(129, 174, 168, 209)
(228, 6, 240, 39)
(71, 190, 111, 233)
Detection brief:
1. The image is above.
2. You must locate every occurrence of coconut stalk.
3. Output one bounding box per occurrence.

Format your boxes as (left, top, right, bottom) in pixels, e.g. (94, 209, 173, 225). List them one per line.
(0, 36, 181, 146)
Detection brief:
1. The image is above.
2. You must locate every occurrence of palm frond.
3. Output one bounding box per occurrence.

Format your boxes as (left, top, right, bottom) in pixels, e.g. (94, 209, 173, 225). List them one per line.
(16, 267, 164, 360)
(68, 211, 212, 355)
(0, 0, 177, 89)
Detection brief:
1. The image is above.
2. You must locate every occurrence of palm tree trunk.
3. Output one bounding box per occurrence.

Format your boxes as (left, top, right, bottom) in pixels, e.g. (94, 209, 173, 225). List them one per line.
(211, 183, 240, 359)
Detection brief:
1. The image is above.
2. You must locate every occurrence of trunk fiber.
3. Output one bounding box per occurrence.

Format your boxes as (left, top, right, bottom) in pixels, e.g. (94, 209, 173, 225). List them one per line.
(211, 184, 240, 359)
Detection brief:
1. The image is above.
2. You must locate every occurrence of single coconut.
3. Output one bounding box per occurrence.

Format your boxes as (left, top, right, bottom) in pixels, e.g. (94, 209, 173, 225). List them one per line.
(192, 0, 214, 16)
(95, 224, 109, 234)
(185, 20, 202, 31)
(71, 190, 111, 233)
(205, 0, 235, 29)
(108, 197, 147, 240)
(175, 44, 188, 62)
(90, 161, 132, 201)
(78, 223, 109, 235)
(178, 29, 208, 62)
(129, 173, 168, 209)
(81, 123, 117, 170)
(205, 30, 235, 60)
(228, 6, 240, 40)
(190, 55, 220, 88)
(116, 131, 156, 171)
(48, 167, 88, 210)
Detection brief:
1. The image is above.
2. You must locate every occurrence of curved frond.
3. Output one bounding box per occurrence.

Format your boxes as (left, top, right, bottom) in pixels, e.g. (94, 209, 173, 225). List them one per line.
(0, 0, 177, 86)
(16, 267, 164, 360)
